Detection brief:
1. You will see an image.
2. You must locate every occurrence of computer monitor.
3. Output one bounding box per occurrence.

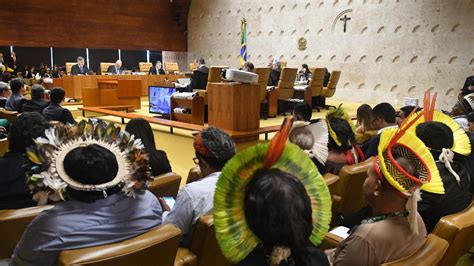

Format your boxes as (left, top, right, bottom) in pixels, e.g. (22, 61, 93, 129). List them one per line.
(148, 86, 176, 115)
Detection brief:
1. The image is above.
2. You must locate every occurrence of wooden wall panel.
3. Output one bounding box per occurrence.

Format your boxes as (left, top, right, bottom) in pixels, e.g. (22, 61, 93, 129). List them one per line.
(0, 0, 190, 51)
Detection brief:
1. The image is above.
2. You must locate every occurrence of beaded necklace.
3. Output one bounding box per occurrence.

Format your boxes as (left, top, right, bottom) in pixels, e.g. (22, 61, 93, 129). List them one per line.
(361, 211, 408, 224)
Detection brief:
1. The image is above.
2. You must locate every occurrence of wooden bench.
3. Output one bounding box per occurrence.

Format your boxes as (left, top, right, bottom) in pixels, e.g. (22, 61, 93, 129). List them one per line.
(80, 105, 135, 120)
(79, 107, 279, 140)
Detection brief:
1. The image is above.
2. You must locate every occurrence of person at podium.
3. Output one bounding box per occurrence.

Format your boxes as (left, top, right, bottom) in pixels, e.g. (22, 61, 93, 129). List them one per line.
(107, 60, 123, 75)
(184, 57, 208, 92)
(70, 56, 89, 75)
(149, 61, 165, 75)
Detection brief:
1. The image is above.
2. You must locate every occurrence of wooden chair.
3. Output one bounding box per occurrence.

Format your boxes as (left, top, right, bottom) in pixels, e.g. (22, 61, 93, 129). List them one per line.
(319, 70, 341, 109)
(432, 202, 474, 266)
(147, 172, 182, 199)
(165, 62, 180, 74)
(0, 108, 19, 123)
(100, 62, 115, 75)
(174, 214, 231, 266)
(0, 138, 8, 157)
(65, 62, 76, 75)
(332, 158, 373, 219)
(280, 60, 288, 68)
(355, 130, 378, 145)
(139, 62, 152, 73)
(0, 205, 54, 259)
(187, 165, 202, 185)
(254, 67, 273, 118)
(189, 63, 197, 72)
(309, 68, 326, 111)
(276, 67, 298, 100)
(58, 224, 181, 266)
(382, 234, 449, 265)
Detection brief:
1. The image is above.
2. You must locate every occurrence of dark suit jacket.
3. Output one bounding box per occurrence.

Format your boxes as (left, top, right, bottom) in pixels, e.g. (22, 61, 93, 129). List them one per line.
(70, 64, 89, 75)
(42, 102, 76, 124)
(0, 98, 6, 108)
(22, 99, 49, 114)
(107, 65, 122, 75)
(186, 66, 209, 92)
(148, 66, 166, 75)
(268, 69, 281, 86)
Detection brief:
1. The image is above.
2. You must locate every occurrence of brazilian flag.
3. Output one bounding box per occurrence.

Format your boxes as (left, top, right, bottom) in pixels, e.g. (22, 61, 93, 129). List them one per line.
(240, 18, 247, 66)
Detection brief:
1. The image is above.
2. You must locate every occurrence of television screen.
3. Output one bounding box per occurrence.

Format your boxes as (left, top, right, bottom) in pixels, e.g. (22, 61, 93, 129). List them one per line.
(149, 86, 176, 115)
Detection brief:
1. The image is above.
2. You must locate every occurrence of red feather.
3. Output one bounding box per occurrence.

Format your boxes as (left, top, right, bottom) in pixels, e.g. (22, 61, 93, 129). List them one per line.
(264, 117, 293, 169)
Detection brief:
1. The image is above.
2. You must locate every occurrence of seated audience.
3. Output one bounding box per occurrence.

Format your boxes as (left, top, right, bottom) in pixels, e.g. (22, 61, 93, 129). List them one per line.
(325, 108, 364, 174)
(42, 87, 76, 124)
(51, 65, 62, 78)
(267, 59, 281, 86)
(298, 63, 311, 83)
(107, 60, 122, 75)
(327, 126, 441, 265)
(292, 103, 313, 122)
(161, 127, 236, 243)
(0, 112, 49, 210)
(242, 61, 254, 73)
(22, 84, 49, 113)
(25, 65, 35, 79)
(125, 118, 172, 176)
(5, 77, 26, 112)
(0, 81, 11, 108)
(364, 102, 398, 158)
(398, 105, 422, 124)
(415, 121, 472, 232)
(12, 120, 162, 265)
(468, 112, 474, 133)
(185, 57, 209, 92)
(149, 60, 165, 75)
(355, 104, 373, 134)
(213, 118, 331, 265)
(459, 75, 474, 99)
(450, 93, 474, 130)
(70, 56, 89, 75)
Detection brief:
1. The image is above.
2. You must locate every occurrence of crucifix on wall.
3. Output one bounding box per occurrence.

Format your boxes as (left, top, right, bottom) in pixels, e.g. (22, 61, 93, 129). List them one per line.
(340, 15, 351, 32)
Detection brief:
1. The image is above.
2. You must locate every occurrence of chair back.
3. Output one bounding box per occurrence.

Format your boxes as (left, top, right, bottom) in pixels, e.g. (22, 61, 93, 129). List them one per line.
(0, 138, 8, 157)
(189, 214, 231, 266)
(164, 62, 179, 74)
(207, 66, 228, 83)
(139, 62, 152, 73)
(323, 173, 340, 197)
(0, 205, 53, 258)
(432, 202, 474, 266)
(65, 62, 76, 75)
(254, 67, 271, 103)
(58, 224, 181, 266)
(277, 68, 298, 89)
(280, 60, 288, 68)
(187, 166, 203, 184)
(189, 63, 197, 72)
(382, 234, 449, 265)
(333, 158, 373, 217)
(0, 108, 18, 123)
(327, 71, 341, 90)
(100, 62, 115, 75)
(309, 68, 326, 96)
(147, 172, 182, 198)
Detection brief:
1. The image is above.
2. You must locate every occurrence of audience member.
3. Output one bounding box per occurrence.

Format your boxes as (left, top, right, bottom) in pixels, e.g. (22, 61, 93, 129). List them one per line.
(107, 60, 123, 75)
(363, 102, 398, 158)
(415, 121, 471, 232)
(292, 103, 313, 122)
(398, 105, 422, 124)
(325, 108, 364, 174)
(468, 112, 474, 133)
(298, 63, 311, 83)
(5, 77, 26, 112)
(70, 56, 89, 75)
(0, 81, 11, 108)
(25, 65, 35, 79)
(12, 120, 162, 265)
(327, 126, 442, 265)
(242, 61, 255, 73)
(125, 118, 172, 176)
(0, 112, 49, 210)
(51, 65, 62, 78)
(213, 118, 331, 265)
(450, 93, 474, 130)
(355, 104, 373, 134)
(185, 57, 208, 92)
(42, 87, 76, 124)
(22, 84, 49, 113)
(161, 127, 235, 243)
(459, 75, 474, 98)
(149, 60, 165, 75)
(267, 59, 281, 86)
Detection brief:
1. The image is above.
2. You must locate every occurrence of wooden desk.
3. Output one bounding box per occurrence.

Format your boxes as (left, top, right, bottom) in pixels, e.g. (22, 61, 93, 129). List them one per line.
(82, 79, 142, 109)
(207, 82, 260, 135)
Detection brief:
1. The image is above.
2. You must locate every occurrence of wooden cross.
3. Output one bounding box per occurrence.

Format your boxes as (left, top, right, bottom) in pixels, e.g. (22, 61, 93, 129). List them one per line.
(340, 15, 351, 32)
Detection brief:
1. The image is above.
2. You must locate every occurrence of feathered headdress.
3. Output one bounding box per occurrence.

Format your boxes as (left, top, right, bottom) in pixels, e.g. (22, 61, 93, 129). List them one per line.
(26, 119, 151, 205)
(289, 120, 329, 165)
(213, 117, 332, 263)
(325, 104, 356, 147)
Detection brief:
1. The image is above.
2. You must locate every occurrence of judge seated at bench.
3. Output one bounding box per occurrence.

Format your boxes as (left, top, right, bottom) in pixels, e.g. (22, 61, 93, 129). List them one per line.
(267, 59, 281, 87)
(70, 56, 89, 75)
(149, 60, 165, 75)
(107, 60, 123, 75)
(184, 57, 209, 92)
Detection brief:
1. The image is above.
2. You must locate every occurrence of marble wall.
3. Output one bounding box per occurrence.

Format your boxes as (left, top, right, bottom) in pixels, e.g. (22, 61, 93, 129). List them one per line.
(186, 0, 473, 109)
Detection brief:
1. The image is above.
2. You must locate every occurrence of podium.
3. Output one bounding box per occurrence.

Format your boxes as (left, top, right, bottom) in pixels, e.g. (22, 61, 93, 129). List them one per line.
(207, 82, 260, 135)
(82, 79, 142, 109)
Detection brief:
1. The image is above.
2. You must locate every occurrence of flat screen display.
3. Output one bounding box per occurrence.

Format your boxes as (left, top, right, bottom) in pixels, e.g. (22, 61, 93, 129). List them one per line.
(148, 86, 176, 115)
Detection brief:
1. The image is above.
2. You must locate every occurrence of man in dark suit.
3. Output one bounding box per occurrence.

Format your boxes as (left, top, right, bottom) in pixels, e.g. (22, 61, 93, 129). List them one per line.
(22, 84, 49, 113)
(107, 60, 122, 75)
(149, 60, 165, 75)
(0, 82, 11, 108)
(268, 59, 281, 86)
(185, 57, 208, 92)
(42, 87, 76, 124)
(70, 56, 89, 75)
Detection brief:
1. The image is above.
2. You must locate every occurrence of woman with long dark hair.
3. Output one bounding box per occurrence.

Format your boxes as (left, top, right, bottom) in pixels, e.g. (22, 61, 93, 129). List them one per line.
(125, 118, 172, 176)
